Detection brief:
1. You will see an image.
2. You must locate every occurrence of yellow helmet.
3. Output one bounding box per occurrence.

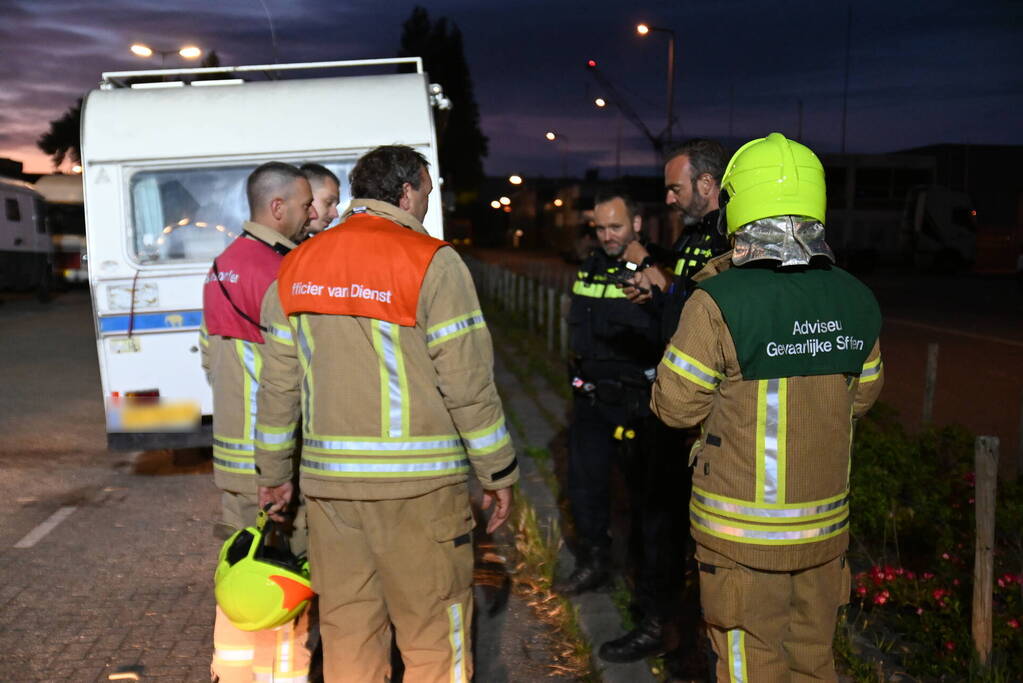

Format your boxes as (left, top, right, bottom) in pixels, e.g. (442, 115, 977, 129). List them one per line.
(720, 132, 826, 235)
(214, 511, 314, 631)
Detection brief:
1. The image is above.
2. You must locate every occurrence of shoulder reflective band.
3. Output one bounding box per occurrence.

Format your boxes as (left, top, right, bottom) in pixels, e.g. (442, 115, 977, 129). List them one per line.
(859, 356, 882, 383)
(662, 345, 723, 390)
(427, 310, 486, 347)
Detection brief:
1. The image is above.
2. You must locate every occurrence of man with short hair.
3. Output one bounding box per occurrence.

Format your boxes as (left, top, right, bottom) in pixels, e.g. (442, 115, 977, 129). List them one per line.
(299, 163, 340, 236)
(255, 145, 517, 681)
(202, 161, 317, 682)
(556, 191, 663, 603)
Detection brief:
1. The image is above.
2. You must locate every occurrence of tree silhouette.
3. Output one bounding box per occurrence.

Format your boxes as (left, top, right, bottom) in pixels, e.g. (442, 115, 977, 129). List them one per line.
(398, 7, 488, 203)
(37, 97, 82, 169)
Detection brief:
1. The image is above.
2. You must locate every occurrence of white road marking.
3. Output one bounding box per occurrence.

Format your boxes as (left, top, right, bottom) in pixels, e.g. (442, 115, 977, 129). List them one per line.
(14, 506, 77, 548)
(886, 317, 1023, 349)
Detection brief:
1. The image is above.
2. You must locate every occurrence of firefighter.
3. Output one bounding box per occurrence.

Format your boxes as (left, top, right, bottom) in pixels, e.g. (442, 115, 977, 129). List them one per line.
(254, 145, 517, 681)
(201, 162, 317, 682)
(299, 163, 340, 237)
(651, 133, 884, 681)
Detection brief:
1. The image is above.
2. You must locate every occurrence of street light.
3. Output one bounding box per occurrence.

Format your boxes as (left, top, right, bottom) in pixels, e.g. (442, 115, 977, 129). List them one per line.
(594, 97, 607, 108)
(499, 196, 511, 206)
(508, 175, 523, 185)
(636, 23, 677, 144)
(130, 43, 203, 66)
(544, 131, 569, 177)
(545, 131, 557, 141)
(490, 200, 501, 209)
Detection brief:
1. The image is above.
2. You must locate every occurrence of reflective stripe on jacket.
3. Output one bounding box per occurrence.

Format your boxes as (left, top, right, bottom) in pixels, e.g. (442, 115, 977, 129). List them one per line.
(200, 221, 296, 492)
(651, 252, 884, 571)
(254, 199, 518, 501)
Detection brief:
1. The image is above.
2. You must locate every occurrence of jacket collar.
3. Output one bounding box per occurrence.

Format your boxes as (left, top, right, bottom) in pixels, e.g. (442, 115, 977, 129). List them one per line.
(242, 220, 298, 251)
(340, 198, 429, 236)
(693, 251, 733, 282)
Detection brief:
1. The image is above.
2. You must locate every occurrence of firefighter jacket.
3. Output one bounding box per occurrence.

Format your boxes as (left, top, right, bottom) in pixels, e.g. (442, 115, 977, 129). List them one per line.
(651, 253, 884, 571)
(253, 199, 519, 501)
(201, 221, 297, 494)
(569, 248, 662, 382)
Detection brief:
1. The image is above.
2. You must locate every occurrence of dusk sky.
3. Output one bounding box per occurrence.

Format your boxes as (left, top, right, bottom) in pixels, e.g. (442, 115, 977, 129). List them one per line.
(2, 0, 1020, 177)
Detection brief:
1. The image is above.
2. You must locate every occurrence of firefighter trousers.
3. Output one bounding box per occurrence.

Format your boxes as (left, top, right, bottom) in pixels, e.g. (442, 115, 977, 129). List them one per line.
(307, 483, 475, 683)
(695, 545, 850, 682)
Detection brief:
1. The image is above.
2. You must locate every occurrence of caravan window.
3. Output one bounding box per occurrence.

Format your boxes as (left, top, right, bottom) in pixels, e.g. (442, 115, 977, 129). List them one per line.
(5, 198, 21, 222)
(129, 161, 355, 264)
(129, 166, 250, 264)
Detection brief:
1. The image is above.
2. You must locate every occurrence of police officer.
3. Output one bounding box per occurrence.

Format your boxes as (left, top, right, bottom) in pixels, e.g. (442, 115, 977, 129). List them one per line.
(556, 190, 689, 663)
(651, 133, 884, 682)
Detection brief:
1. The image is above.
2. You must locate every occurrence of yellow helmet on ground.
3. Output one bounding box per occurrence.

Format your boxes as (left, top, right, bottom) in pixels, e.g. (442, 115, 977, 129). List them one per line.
(214, 511, 314, 631)
(720, 132, 826, 235)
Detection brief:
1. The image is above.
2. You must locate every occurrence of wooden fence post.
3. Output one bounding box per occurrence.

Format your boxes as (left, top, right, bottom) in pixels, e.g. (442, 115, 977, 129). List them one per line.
(546, 287, 556, 352)
(1017, 389, 1023, 480)
(559, 293, 571, 359)
(972, 435, 999, 667)
(922, 342, 939, 426)
(527, 277, 535, 332)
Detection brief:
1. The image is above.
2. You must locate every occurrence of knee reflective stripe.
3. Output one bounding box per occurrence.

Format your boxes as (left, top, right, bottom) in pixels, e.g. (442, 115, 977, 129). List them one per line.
(727, 629, 747, 683)
(448, 602, 467, 683)
(462, 418, 510, 457)
(663, 345, 724, 390)
(427, 310, 487, 347)
(213, 644, 255, 665)
(373, 320, 409, 438)
(755, 378, 787, 504)
(859, 356, 882, 383)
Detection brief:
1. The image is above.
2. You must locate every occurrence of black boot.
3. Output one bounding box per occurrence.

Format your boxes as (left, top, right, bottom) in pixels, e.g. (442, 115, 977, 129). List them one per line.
(598, 616, 666, 663)
(554, 547, 609, 596)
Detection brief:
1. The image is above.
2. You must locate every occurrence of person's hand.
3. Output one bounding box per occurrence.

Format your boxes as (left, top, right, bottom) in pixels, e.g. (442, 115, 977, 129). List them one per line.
(623, 270, 653, 304)
(481, 486, 513, 534)
(258, 482, 294, 522)
(622, 241, 650, 265)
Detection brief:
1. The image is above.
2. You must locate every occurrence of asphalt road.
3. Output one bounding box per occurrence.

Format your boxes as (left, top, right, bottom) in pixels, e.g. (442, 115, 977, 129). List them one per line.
(0, 289, 571, 682)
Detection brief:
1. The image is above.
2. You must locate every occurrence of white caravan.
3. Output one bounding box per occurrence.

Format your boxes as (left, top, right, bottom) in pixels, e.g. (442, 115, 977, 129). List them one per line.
(81, 59, 445, 450)
(0, 177, 52, 296)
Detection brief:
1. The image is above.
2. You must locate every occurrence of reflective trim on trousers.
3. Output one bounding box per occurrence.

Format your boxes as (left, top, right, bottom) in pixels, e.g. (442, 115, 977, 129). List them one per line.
(756, 378, 787, 504)
(427, 310, 486, 347)
(462, 419, 510, 456)
(213, 645, 255, 663)
(448, 602, 467, 683)
(663, 345, 723, 390)
(728, 629, 747, 683)
(692, 487, 849, 521)
(268, 322, 294, 345)
(690, 508, 849, 544)
(373, 320, 408, 438)
(302, 456, 470, 475)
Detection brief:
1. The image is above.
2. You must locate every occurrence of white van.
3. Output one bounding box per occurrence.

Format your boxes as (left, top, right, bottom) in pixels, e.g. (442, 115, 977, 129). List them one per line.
(81, 59, 446, 450)
(0, 177, 52, 296)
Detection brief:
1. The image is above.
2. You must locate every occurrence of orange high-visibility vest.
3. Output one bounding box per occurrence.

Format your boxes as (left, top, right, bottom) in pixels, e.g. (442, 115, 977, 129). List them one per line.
(278, 213, 447, 327)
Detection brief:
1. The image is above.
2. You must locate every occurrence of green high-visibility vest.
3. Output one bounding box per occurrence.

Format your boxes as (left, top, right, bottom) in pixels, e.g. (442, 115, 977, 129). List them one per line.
(699, 265, 881, 380)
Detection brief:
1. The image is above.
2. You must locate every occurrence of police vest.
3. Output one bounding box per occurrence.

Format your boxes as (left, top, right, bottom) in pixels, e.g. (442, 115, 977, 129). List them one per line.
(277, 213, 447, 327)
(699, 264, 881, 379)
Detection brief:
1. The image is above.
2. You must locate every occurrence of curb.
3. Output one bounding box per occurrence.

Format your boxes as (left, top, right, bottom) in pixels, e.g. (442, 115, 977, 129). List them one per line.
(493, 347, 656, 683)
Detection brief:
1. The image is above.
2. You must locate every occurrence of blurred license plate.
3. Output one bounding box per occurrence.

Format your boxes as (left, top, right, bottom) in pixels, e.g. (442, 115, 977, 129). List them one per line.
(108, 399, 200, 432)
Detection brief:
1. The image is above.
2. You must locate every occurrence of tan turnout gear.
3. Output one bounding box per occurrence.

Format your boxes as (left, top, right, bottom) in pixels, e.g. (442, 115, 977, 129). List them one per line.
(255, 199, 518, 680)
(651, 252, 883, 682)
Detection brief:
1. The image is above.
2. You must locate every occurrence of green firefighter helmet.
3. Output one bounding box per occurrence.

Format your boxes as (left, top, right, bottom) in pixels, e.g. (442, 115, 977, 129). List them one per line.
(719, 132, 826, 235)
(214, 510, 314, 631)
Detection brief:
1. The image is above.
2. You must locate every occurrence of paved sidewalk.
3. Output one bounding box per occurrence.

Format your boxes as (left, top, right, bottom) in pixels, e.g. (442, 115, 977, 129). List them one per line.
(492, 345, 657, 683)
